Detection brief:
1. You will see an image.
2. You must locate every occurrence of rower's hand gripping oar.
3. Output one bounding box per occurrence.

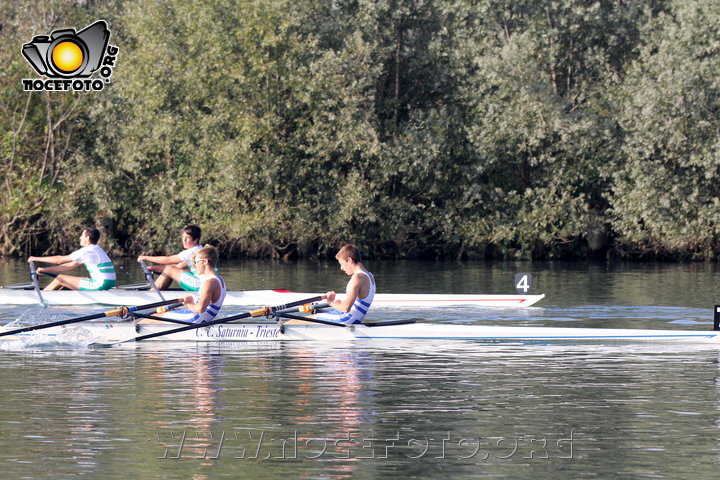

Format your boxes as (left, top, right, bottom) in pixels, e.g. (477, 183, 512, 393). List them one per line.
(272, 301, 333, 332)
(93, 295, 326, 347)
(140, 260, 165, 301)
(28, 260, 47, 308)
(0, 299, 181, 338)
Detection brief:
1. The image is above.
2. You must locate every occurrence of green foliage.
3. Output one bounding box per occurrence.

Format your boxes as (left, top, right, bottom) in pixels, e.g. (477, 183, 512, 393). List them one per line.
(0, 1, 96, 255)
(3, 0, 719, 261)
(609, 0, 720, 259)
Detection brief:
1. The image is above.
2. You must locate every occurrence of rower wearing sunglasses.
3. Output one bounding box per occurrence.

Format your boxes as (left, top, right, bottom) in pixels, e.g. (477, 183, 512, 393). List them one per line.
(143, 245, 226, 324)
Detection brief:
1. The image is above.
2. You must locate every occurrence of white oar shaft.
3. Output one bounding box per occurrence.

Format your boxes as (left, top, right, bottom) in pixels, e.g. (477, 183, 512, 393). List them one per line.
(28, 261, 47, 308)
(140, 260, 165, 301)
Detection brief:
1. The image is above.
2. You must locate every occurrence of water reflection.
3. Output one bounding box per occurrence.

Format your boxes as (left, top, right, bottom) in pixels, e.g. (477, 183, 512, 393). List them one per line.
(1, 339, 720, 479)
(141, 350, 225, 465)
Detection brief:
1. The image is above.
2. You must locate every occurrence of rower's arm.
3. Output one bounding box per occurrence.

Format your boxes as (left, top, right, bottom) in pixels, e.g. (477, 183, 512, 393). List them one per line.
(137, 254, 182, 265)
(182, 280, 216, 314)
(329, 276, 362, 313)
(28, 255, 74, 265)
(37, 261, 82, 273)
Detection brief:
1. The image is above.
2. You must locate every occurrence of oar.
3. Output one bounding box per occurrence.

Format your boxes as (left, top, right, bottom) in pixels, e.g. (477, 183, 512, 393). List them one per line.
(121, 302, 194, 325)
(1, 270, 60, 290)
(140, 260, 165, 301)
(274, 312, 350, 327)
(94, 295, 326, 347)
(28, 261, 47, 308)
(114, 282, 152, 290)
(273, 312, 418, 329)
(364, 319, 418, 327)
(124, 311, 195, 326)
(277, 302, 330, 314)
(0, 281, 33, 290)
(0, 299, 179, 338)
(0, 271, 61, 291)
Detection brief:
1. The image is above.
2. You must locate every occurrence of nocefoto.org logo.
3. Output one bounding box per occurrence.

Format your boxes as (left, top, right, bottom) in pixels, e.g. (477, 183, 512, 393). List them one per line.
(21, 20, 119, 92)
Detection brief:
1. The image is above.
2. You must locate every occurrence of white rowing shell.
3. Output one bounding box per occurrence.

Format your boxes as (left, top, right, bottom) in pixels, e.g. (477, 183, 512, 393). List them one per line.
(1, 321, 718, 344)
(0, 289, 545, 308)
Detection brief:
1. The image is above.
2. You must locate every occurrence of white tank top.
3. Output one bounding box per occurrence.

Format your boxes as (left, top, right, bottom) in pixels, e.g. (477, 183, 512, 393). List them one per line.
(345, 271, 375, 323)
(192, 274, 226, 323)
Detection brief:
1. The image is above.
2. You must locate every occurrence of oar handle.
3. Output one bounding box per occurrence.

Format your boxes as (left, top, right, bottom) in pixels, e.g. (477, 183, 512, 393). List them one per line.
(155, 302, 184, 314)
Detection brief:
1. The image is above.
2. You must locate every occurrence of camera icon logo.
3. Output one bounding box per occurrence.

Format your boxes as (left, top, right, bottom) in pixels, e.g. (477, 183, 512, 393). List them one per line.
(22, 20, 110, 78)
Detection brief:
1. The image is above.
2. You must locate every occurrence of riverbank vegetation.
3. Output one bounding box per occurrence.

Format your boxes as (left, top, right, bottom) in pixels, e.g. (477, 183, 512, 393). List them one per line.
(1, 0, 718, 260)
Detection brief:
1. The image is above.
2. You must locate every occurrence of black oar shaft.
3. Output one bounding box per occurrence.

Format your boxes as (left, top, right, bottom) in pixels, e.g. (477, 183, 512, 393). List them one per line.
(128, 311, 194, 326)
(275, 312, 349, 327)
(0, 299, 179, 338)
(0, 282, 33, 290)
(114, 295, 325, 344)
(1, 311, 121, 337)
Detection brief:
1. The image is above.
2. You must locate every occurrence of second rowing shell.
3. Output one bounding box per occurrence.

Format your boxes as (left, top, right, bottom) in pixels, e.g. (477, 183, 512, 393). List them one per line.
(0, 289, 545, 308)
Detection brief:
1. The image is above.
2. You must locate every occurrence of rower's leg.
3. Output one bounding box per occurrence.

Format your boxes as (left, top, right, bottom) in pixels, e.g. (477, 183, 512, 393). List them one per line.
(153, 273, 172, 289)
(155, 265, 183, 289)
(44, 275, 82, 290)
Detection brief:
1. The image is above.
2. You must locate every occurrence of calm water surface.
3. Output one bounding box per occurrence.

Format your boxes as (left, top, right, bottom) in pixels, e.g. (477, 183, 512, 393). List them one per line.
(1, 259, 720, 479)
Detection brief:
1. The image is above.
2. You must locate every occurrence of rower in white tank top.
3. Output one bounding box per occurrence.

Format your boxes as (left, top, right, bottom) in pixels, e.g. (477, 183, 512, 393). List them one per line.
(146, 246, 226, 325)
(317, 271, 375, 324)
(160, 274, 226, 324)
(311, 244, 375, 325)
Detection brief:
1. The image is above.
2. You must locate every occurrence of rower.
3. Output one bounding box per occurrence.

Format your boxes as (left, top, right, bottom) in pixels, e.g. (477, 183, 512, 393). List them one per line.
(137, 224, 204, 291)
(28, 226, 116, 291)
(306, 244, 375, 325)
(140, 245, 226, 324)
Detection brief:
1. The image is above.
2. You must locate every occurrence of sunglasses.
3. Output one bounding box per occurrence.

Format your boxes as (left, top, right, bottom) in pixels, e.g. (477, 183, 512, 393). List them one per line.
(193, 258, 207, 264)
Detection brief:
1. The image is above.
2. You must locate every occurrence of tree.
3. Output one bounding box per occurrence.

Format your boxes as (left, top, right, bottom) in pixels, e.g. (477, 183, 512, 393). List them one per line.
(609, 0, 720, 258)
(0, 1, 96, 255)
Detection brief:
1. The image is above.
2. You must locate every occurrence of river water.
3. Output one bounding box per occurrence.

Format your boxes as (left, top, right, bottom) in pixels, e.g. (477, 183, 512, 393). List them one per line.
(0, 258, 719, 479)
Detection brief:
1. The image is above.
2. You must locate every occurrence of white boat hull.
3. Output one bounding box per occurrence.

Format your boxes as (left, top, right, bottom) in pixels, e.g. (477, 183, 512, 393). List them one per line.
(0, 289, 545, 308)
(1, 321, 718, 344)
